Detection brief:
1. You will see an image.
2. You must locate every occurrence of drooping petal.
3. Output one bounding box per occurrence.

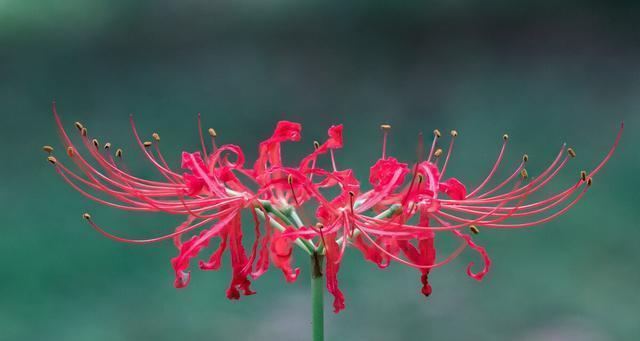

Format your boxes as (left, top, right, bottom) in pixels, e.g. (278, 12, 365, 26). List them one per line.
(226, 213, 257, 299)
(324, 234, 345, 313)
(171, 211, 239, 288)
(199, 232, 228, 270)
(269, 229, 301, 283)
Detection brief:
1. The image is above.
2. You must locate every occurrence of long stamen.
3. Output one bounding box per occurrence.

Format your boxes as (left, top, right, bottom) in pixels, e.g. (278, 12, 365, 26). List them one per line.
(416, 132, 425, 163)
(288, 174, 300, 206)
(427, 129, 441, 161)
(440, 129, 457, 177)
(196, 112, 208, 159)
(467, 133, 509, 197)
(83, 208, 238, 244)
(475, 154, 527, 199)
(208, 128, 218, 153)
(380, 124, 391, 159)
(330, 149, 338, 171)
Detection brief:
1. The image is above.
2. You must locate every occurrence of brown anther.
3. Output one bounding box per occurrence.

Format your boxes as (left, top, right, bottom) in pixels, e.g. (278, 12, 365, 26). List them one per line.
(380, 124, 392, 131)
(523, 154, 529, 162)
(567, 148, 576, 158)
(315, 223, 324, 230)
(469, 225, 480, 235)
(74, 122, 84, 131)
(66, 147, 74, 157)
(80, 128, 87, 137)
(287, 174, 294, 185)
(42, 145, 54, 154)
(503, 134, 509, 141)
(104, 142, 111, 150)
(47, 156, 57, 164)
(520, 168, 528, 179)
(433, 129, 441, 138)
(143, 141, 152, 148)
(313, 141, 320, 150)
(348, 191, 355, 213)
(115, 149, 123, 158)
(587, 177, 593, 186)
(208, 128, 217, 137)
(434, 148, 443, 158)
(416, 173, 424, 184)
(580, 170, 587, 181)
(92, 139, 99, 148)
(450, 130, 458, 137)
(82, 213, 91, 220)
(152, 133, 160, 141)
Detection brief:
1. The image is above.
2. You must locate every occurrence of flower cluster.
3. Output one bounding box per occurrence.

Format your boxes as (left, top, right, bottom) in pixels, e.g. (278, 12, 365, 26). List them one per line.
(45, 102, 621, 313)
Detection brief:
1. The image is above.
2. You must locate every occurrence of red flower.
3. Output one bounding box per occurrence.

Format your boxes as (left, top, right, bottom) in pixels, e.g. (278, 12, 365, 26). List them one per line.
(46, 102, 622, 313)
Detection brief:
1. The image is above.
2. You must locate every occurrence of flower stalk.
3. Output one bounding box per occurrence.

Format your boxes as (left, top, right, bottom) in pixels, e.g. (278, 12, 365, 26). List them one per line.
(311, 252, 325, 341)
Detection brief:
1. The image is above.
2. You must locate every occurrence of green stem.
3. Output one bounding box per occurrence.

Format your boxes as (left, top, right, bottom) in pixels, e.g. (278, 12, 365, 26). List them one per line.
(311, 252, 324, 341)
(254, 208, 312, 254)
(259, 202, 316, 253)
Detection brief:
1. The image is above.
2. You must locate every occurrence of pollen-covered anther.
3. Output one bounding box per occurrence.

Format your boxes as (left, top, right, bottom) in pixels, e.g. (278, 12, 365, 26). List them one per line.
(520, 168, 528, 179)
(82, 213, 92, 220)
(580, 170, 587, 181)
(287, 174, 294, 185)
(143, 141, 152, 148)
(42, 145, 54, 154)
(152, 133, 160, 141)
(587, 177, 593, 186)
(380, 124, 392, 131)
(503, 134, 509, 141)
(92, 139, 99, 149)
(315, 223, 324, 230)
(433, 129, 441, 138)
(450, 129, 458, 137)
(74, 122, 84, 131)
(81, 127, 87, 137)
(523, 154, 529, 162)
(416, 173, 424, 184)
(115, 148, 123, 158)
(469, 225, 480, 235)
(567, 148, 576, 158)
(208, 128, 217, 137)
(434, 148, 443, 158)
(66, 147, 75, 157)
(313, 141, 320, 150)
(47, 156, 57, 164)
(104, 142, 111, 150)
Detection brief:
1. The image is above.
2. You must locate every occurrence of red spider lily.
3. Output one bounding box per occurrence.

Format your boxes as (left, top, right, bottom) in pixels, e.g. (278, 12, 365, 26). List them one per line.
(45, 102, 622, 313)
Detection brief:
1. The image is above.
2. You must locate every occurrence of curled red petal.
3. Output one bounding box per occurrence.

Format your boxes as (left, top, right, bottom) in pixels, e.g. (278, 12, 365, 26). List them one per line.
(453, 230, 491, 281)
(440, 178, 467, 200)
(369, 157, 409, 191)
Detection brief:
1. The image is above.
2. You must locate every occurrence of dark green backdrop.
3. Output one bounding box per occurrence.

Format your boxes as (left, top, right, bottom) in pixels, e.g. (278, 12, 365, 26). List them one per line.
(2, 1, 639, 340)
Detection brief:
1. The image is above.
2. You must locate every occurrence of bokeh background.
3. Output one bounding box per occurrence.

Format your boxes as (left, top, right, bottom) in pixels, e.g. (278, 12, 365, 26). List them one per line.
(1, 1, 639, 340)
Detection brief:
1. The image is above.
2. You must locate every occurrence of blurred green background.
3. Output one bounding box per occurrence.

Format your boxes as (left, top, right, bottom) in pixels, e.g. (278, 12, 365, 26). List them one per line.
(1, 1, 639, 340)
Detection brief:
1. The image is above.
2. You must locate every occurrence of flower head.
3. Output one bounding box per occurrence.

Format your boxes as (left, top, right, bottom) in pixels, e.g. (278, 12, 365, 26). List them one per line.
(46, 102, 622, 313)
